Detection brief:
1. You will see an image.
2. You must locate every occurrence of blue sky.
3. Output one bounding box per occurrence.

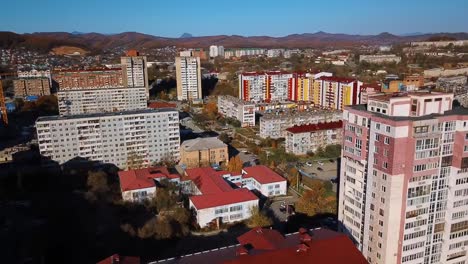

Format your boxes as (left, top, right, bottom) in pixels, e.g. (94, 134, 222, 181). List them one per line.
(2, 0, 468, 37)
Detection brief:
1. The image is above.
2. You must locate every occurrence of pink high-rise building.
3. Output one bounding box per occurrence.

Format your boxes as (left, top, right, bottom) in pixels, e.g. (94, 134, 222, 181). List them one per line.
(338, 91, 468, 263)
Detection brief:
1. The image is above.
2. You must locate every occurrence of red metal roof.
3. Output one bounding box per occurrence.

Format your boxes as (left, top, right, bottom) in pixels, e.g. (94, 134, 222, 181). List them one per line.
(237, 227, 285, 250)
(242, 165, 286, 184)
(225, 233, 367, 264)
(185, 167, 235, 194)
(97, 254, 140, 264)
(118, 167, 180, 192)
(286, 121, 343, 134)
(190, 188, 258, 210)
(319, 76, 356, 83)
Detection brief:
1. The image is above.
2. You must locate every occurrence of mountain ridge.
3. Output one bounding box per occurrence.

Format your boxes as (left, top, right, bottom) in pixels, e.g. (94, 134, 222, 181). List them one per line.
(1, 31, 467, 52)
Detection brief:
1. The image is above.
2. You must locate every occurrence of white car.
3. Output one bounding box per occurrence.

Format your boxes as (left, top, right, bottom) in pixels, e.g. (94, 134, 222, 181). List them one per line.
(306, 161, 313, 167)
(317, 161, 324, 166)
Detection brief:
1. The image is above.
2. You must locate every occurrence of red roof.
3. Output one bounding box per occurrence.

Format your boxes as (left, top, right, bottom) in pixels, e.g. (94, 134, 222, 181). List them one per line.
(225, 233, 367, 264)
(190, 188, 258, 210)
(361, 82, 381, 90)
(118, 167, 180, 192)
(97, 254, 140, 264)
(185, 167, 235, 194)
(237, 227, 285, 250)
(319, 76, 356, 83)
(242, 165, 286, 184)
(285, 120, 343, 134)
(148, 102, 177, 109)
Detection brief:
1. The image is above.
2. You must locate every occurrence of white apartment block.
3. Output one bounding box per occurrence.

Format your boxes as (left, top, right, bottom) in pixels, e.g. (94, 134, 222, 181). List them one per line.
(260, 109, 342, 139)
(57, 87, 148, 116)
(285, 121, 343, 155)
(218, 95, 255, 127)
(36, 109, 180, 169)
(338, 92, 468, 264)
(121, 56, 148, 90)
(175, 56, 202, 101)
(359, 54, 402, 64)
(18, 69, 52, 85)
(209, 45, 224, 58)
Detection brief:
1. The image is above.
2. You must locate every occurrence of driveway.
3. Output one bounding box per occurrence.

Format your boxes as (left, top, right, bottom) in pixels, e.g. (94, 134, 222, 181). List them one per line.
(268, 195, 298, 222)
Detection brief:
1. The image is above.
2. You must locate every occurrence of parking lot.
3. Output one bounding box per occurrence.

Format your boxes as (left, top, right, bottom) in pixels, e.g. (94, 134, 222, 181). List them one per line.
(297, 159, 339, 182)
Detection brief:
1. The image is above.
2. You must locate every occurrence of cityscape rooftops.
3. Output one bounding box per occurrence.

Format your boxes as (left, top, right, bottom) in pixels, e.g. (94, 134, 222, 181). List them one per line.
(242, 165, 286, 184)
(36, 108, 177, 122)
(181, 137, 227, 152)
(118, 166, 180, 192)
(148, 101, 178, 109)
(185, 167, 235, 194)
(286, 120, 343, 134)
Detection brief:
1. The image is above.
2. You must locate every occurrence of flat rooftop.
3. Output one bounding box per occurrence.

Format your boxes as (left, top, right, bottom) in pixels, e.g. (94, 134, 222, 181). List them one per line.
(36, 108, 177, 122)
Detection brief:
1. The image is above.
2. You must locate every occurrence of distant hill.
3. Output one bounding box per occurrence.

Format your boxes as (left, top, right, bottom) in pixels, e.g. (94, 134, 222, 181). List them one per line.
(180, 33, 193, 38)
(1, 31, 468, 52)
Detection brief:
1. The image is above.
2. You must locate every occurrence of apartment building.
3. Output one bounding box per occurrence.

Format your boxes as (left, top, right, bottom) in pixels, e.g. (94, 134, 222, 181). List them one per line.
(13, 78, 50, 97)
(180, 137, 228, 168)
(36, 108, 180, 169)
(57, 87, 147, 116)
(217, 95, 255, 127)
(359, 54, 402, 64)
(260, 108, 342, 139)
(285, 121, 343, 155)
(17, 69, 51, 85)
(316, 76, 362, 110)
(337, 91, 468, 264)
(209, 45, 224, 58)
(121, 50, 148, 91)
(239, 71, 295, 102)
(175, 56, 202, 101)
(52, 68, 125, 90)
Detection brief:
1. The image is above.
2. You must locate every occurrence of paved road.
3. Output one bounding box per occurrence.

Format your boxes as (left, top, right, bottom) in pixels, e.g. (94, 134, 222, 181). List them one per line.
(297, 159, 338, 182)
(237, 149, 258, 167)
(268, 195, 299, 222)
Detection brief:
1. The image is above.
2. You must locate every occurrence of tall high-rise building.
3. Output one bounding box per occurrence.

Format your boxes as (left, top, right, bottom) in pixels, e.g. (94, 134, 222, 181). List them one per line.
(175, 56, 202, 101)
(337, 91, 468, 264)
(52, 68, 125, 90)
(121, 50, 148, 91)
(57, 87, 147, 116)
(209, 45, 225, 58)
(36, 108, 180, 169)
(13, 78, 50, 98)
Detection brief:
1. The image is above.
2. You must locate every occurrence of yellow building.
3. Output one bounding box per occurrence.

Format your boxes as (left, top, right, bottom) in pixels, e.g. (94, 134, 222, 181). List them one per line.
(180, 137, 228, 168)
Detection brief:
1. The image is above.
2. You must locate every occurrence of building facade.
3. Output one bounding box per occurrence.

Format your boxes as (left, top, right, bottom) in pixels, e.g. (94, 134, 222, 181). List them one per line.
(359, 54, 402, 64)
(52, 68, 125, 90)
(17, 69, 51, 85)
(121, 51, 148, 91)
(13, 78, 50, 97)
(180, 137, 228, 168)
(218, 95, 255, 127)
(36, 109, 180, 169)
(175, 56, 202, 101)
(57, 87, 147, 116)
(337, 92, 468, 264)
(285, 121, 343, 155)
(260, 109, 342, 139)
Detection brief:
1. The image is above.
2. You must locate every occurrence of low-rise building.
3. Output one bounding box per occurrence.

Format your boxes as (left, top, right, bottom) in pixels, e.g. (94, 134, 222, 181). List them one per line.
(285, 121, 343, 155)
(259, 108, 342, 139)
(180, 137, 228, 168)
(436, 75, 467, 94)
(241, 165, 287, 197)
(185, 167, 259, 228)
(217, 95, 255, 127)
(13, 78, 50, 98)
(359, 54, 401, 64)
(118, 166, 181, 202)
(57, 87, 147, 116)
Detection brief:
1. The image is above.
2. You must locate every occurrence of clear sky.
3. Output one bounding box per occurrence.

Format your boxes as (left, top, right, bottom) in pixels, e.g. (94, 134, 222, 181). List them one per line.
(2, 0, 468, 37)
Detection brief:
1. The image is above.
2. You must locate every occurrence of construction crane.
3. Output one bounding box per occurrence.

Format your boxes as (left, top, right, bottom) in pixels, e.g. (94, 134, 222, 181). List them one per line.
(0, 81, 7, 125)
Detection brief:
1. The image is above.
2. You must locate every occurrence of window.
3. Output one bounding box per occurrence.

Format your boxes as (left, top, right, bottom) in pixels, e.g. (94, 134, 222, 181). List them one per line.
(384, 137, 390, 145)
(414, 126, 429, 134)
(383, 162, 388, 169)
(375, 123, 381, 130)
(383, 149, 389, 157)
(386, 126, 391, 133)
(382, 174, 387, 180)
(381, 186, 386, 192)
(375, 134, 380, 141)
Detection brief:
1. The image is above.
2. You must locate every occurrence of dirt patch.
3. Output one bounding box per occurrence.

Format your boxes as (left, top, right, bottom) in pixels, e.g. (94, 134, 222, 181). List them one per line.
(50, 46, 89, 56)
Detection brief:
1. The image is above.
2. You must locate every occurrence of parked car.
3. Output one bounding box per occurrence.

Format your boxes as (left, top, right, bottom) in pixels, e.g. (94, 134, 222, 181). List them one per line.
(317, 167, 324, 171)
(329, 159, 335, 163)
(306, 161, 313, 167)
(317, 161, 324, 166)
(330, 177, 338, 183)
